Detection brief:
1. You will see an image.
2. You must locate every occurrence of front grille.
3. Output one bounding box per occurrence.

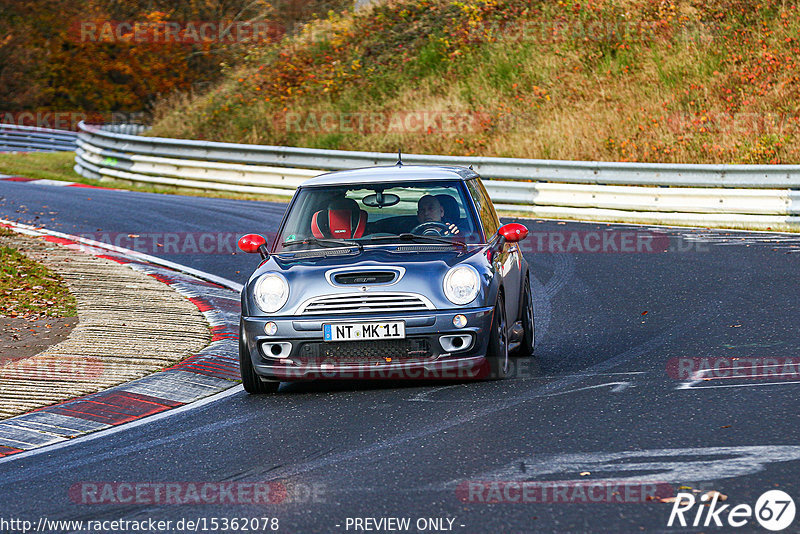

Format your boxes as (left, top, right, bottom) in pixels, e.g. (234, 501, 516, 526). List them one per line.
(297, 292, 432, 315)
(296, 338, 432, 363)
(333, 271, 396, 285)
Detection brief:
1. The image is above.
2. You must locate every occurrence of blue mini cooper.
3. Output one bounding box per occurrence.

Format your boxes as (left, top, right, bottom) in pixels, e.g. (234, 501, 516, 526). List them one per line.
(237, 165, 534, 393)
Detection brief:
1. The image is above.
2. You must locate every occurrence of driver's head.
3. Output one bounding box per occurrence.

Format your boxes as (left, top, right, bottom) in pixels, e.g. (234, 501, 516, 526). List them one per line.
(417, 195, 443, 223)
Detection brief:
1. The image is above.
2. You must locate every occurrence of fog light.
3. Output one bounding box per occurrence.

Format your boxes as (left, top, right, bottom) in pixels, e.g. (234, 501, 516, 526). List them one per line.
(260, 341, 292, 359)
(453, 314, 467, 328)
(439, 334, 473, 352)
(264, 322, 278, 336)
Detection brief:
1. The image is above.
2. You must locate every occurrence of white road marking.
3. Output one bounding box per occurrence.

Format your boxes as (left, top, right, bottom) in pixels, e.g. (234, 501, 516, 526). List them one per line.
(447, 445, 800, 486)
(675, 368, 711, 389)
(682, 380, 800, 390)
(408, 379, 636, 403)
(540, 381, 632, 397)
(676, 361, 800, 390)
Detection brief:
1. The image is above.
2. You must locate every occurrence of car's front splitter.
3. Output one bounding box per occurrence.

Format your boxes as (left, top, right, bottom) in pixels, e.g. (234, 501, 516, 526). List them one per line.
(253, 355, 488, 381)
(242, 307, 494, 381)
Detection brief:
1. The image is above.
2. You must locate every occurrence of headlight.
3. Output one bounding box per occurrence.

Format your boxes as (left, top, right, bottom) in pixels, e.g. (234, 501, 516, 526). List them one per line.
(443, 265, 480, 305)
(253, 273, 289, 313)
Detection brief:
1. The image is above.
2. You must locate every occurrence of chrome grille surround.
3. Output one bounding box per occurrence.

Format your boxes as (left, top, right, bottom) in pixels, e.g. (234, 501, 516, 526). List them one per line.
(325, 266, 406, 287)
(295, 292, 435, 315)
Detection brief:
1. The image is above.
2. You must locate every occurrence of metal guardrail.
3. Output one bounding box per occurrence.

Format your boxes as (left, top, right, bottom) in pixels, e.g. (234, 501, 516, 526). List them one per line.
(74, 122, 800, 229)
(95, 124, 150, 136)
(0, 124, 78, 152)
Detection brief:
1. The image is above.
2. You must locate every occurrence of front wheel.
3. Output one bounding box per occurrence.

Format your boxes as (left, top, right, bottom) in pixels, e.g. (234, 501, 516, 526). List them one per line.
(239, 321, 280, 394)
(486, 296, 509, 380)
(512, 276, 535, 358)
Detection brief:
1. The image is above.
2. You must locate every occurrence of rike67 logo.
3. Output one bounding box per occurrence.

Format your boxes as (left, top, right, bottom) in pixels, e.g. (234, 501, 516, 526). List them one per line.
(668, 490, 796, 531)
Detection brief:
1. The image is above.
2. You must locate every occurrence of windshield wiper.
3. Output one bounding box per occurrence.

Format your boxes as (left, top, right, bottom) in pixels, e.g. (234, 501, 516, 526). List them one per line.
(367, 234, 466, 249)
(282, 237, 363, 251)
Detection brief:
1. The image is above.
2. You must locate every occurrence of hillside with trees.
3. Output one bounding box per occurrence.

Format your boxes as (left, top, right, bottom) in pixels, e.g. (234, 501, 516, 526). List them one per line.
(148, 0, 800, 164)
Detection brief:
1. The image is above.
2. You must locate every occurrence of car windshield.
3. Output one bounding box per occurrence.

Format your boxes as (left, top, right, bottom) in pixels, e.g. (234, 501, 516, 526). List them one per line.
(274, 180, 480, 252)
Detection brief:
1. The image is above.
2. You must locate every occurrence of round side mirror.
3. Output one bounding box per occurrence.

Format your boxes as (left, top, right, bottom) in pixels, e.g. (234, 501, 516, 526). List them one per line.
(498, 223, 528, 243)
(238, 234, 268, 254)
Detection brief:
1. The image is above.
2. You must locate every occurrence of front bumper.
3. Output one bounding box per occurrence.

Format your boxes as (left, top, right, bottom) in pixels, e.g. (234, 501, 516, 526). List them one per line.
(241, 307, 494, 381)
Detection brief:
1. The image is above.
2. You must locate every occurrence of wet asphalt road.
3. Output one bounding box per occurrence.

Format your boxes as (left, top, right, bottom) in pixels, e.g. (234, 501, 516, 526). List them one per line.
(1, 180, 799, 533)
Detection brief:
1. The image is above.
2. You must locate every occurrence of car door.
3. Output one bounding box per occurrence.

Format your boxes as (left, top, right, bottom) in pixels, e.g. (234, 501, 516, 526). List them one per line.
(466, 178, 523, 324)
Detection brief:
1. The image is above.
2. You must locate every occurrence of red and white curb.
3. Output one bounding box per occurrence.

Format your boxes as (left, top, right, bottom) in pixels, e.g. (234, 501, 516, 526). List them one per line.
(0, 220, 243, 458)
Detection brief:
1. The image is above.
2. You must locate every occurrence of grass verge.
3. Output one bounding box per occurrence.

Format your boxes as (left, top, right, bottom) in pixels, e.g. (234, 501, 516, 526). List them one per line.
(0, 228, 77, 318)
(0, 152, 78, 182)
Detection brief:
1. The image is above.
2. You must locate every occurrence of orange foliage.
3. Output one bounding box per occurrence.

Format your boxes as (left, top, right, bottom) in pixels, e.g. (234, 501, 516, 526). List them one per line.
(0, 0, 346, 120)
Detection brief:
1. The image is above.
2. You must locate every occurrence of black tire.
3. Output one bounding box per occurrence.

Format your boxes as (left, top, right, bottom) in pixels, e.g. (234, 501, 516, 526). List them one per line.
(512, 276, 535, 358)
(239, 321, 280, 394)
(486, 295, 509, 380)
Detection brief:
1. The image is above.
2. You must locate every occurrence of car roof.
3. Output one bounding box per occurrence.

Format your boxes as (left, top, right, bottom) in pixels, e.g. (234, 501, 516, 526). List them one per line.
(300, 165, 479, 187)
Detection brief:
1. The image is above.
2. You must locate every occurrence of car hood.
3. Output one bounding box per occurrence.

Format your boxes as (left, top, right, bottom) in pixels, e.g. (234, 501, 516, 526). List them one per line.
(243, 245, 491, 316)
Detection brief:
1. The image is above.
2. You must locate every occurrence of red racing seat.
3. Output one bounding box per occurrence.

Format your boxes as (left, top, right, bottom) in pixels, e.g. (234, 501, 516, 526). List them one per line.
(311, 198, 367, 239)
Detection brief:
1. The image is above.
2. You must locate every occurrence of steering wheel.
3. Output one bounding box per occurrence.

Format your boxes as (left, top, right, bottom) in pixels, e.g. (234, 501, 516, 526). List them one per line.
(410, 221, 452, 236)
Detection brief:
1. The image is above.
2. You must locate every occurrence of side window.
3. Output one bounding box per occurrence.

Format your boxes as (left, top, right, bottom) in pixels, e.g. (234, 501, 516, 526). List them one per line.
(466, 179, 500, 238)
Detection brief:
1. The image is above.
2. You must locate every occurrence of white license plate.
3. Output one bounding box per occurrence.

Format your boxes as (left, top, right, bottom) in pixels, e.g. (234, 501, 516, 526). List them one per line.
(323, 321, 405, 342)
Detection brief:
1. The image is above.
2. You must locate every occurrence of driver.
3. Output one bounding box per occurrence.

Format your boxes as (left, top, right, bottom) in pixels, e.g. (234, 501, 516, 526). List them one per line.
(416, 195, 459, 235)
